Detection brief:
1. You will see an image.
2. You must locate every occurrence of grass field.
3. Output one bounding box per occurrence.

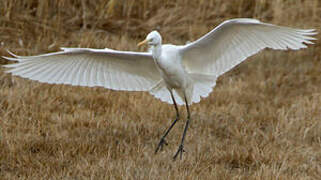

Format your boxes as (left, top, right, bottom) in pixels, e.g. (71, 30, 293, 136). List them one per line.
(0, 0, 321, 179)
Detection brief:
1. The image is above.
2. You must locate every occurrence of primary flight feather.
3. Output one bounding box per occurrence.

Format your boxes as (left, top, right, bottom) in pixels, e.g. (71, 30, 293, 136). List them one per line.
(2, 18, 317, 160)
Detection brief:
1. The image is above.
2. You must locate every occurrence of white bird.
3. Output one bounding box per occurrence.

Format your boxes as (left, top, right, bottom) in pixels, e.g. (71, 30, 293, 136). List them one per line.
(2, 18, 317, 160)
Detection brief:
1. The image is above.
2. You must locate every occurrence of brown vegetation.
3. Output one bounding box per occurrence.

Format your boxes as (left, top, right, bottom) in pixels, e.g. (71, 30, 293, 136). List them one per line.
(0, 0, 320, 179)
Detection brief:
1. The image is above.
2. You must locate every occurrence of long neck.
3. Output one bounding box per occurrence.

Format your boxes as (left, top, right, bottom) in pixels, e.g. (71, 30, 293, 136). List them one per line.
(151, 44, 162, 60)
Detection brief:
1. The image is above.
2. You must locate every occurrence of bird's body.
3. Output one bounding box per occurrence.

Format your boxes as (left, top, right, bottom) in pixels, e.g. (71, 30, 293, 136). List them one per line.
(154, 45, 186, 89)
(151, 44, 193, 104)
(2, 18, 317, 160)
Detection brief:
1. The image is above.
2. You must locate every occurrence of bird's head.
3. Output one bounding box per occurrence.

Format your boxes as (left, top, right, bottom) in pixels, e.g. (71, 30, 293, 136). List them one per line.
(138, 31, 162, 47)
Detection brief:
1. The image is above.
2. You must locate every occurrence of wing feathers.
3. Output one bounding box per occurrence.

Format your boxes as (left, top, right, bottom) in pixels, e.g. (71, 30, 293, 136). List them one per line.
(180, 18, 317, 76)
(3, 49, 160, 91)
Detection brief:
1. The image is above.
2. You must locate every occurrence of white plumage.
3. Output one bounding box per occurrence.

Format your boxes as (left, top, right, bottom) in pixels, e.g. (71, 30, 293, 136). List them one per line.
(4, 48, 160, 91)
(2, 18, 317, 159)
(3, 18, 316, 105)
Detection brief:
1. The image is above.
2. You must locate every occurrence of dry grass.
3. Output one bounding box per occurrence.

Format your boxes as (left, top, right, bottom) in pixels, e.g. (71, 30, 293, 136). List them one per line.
(0, 0, 321, 179)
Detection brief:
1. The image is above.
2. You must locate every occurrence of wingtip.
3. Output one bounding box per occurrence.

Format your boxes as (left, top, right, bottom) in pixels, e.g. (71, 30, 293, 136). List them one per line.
(1, 50, 27, 62)
(6, 49, 19, 58)
(304, 29, 317, 33)
(2, 63, 14, 68)
(1, 56, 20, 61)
(299, 29, 318, 35)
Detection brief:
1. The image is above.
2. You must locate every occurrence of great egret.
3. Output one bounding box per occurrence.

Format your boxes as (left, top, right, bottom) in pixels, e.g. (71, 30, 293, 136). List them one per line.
(2, 18, 317, 160)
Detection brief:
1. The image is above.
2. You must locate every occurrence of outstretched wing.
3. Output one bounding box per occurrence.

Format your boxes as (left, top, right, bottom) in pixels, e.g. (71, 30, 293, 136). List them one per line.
(3, 48, 160, 91)
(180, 18, 317, 76)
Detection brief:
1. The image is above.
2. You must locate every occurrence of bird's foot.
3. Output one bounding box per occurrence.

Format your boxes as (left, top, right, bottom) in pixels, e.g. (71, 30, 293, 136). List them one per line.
(173, 144, 185, 160)
(155, 138, 168, 154)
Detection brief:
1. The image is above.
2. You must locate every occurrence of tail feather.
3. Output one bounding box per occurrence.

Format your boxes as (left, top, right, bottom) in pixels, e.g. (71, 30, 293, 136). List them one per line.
(189, 73, 217, 104)
(149, 80, 185, 105)
(149, 73, 217, 105)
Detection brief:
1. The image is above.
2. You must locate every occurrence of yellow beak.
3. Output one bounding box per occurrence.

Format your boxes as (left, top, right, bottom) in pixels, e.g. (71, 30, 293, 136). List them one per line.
(137, 39, 148, 47)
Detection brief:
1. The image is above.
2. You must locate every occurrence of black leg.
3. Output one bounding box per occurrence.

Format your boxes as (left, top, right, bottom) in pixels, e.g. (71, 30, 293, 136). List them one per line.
(173, 94, 191, 160)
(155, 90, 180, 154)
